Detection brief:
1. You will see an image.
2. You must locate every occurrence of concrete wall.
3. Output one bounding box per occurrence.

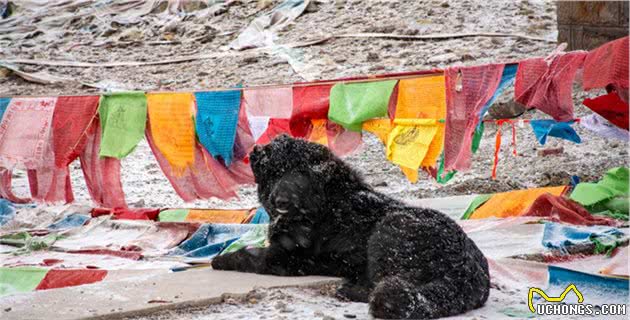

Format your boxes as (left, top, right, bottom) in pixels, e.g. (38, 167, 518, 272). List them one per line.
(557, 1, 629, 50)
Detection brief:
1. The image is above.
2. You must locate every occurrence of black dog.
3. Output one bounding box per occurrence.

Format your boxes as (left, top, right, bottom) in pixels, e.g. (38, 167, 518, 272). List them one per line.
(212, 135, 489, 319)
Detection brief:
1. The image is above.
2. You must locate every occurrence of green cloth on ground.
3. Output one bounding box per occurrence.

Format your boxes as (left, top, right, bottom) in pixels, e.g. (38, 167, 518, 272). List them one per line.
(221, 224, 268, 255)
(570, 167, 629, 220)
(328, 80, 397, 132)
(461, 194, 492, 220)
(591, 233, 625, 256)
(0, 232, 60, 254)
(98, 92, 147, 159)
(0, 267, 48, 297)
(158, 209, 190, 222)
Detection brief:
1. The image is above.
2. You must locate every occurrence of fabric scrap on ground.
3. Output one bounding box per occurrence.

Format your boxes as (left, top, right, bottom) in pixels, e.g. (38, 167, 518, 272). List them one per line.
(98, 92, 147, 159)
(146, 93, 196, 174)
(0, 204, 91, 232)
(0, 266, 48, 297)
(46, 214, 90, 230)
(91, 207, 161, 221)
(570, 167, 629, 220)
(547, 265, 628, 305)
(54, 218, 195, 256)
(229, 0, 310, 50)
(249, 207, 270, 224)
(195, 90, 242, 166)
(170, 224, 259, 259)
(329, 80, 397, 132)
(0, 97, 10, 123)
(0, 199, 15, 226)
(469, 186, 565, 219)
(524, 193, 619, 226)
(186, 209, 251, 224)
(158, 209, 190, 222)
(599, 247, 628, 278)
(541, 222, 624, 251)
(35, 269, 107, 290)
(462, 219, 545, 259)
(461, 194, 492, 219)
(221, 224, 268, 255)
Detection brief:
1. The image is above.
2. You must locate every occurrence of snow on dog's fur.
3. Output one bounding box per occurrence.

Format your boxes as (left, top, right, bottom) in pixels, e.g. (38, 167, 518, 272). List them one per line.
(212, 135, 490, 319)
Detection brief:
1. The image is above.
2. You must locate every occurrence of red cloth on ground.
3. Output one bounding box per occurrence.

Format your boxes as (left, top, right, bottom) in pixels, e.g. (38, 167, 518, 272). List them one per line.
(0, 168, 30, 203)
(524, 193, 618, 226)
(290, 84, 361, 156)
(582, 91, 629, 130)
(147, 120, 253, 202)
(35, 269, 107, 290)
(583, 36, 629, 90)
(52, 96, 100, 168)
(444, 64, 504, 171)
(514, 51, 587, 121)
(91, 207, 161, 220)
(79, 122, 127, 208)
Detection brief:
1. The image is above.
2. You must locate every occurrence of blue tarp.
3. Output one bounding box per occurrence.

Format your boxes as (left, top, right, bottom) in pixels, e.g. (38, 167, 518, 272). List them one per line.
(47, 214, 90, 230)
(530, 120, 581, 145)
(194, 90, 242, 166)
(547, 266, 628, 304)
(0, 199, 15, 226)
(169, 224, 259, 258)
(542, 223, 623, 250)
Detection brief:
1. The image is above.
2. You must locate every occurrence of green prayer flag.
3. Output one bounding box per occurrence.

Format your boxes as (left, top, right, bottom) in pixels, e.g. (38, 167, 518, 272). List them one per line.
(0, 267, 48, 297)
(471, 122, 484, 154)
(98, 92, 147, 159)
(570, 167, 628, 220)
(328, 80, 397, 132)
(158, 209, 190, 222)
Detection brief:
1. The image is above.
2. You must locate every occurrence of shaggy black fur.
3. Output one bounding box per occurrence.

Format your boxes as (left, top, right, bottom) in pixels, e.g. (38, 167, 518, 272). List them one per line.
(212, 135, 490, 319)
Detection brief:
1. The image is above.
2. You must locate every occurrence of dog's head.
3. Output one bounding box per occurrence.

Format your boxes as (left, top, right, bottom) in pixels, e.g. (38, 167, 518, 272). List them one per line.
(249, 135, 362, 251)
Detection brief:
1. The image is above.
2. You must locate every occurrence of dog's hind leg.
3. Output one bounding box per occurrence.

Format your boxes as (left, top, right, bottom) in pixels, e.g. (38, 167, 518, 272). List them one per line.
(367, 211, 490, 319)
(369, 273, 470, 319)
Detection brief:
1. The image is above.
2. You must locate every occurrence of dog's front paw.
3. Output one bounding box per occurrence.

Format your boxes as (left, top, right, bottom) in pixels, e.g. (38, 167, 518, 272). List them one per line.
(211, 253, 235, 270)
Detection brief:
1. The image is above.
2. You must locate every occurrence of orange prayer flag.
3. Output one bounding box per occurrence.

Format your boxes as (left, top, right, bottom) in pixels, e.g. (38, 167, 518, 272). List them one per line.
(146, 93, 195, 175)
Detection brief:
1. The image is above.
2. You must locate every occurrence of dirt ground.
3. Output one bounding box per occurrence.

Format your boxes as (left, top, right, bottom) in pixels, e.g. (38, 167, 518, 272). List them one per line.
(1, 0, 628, 319)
